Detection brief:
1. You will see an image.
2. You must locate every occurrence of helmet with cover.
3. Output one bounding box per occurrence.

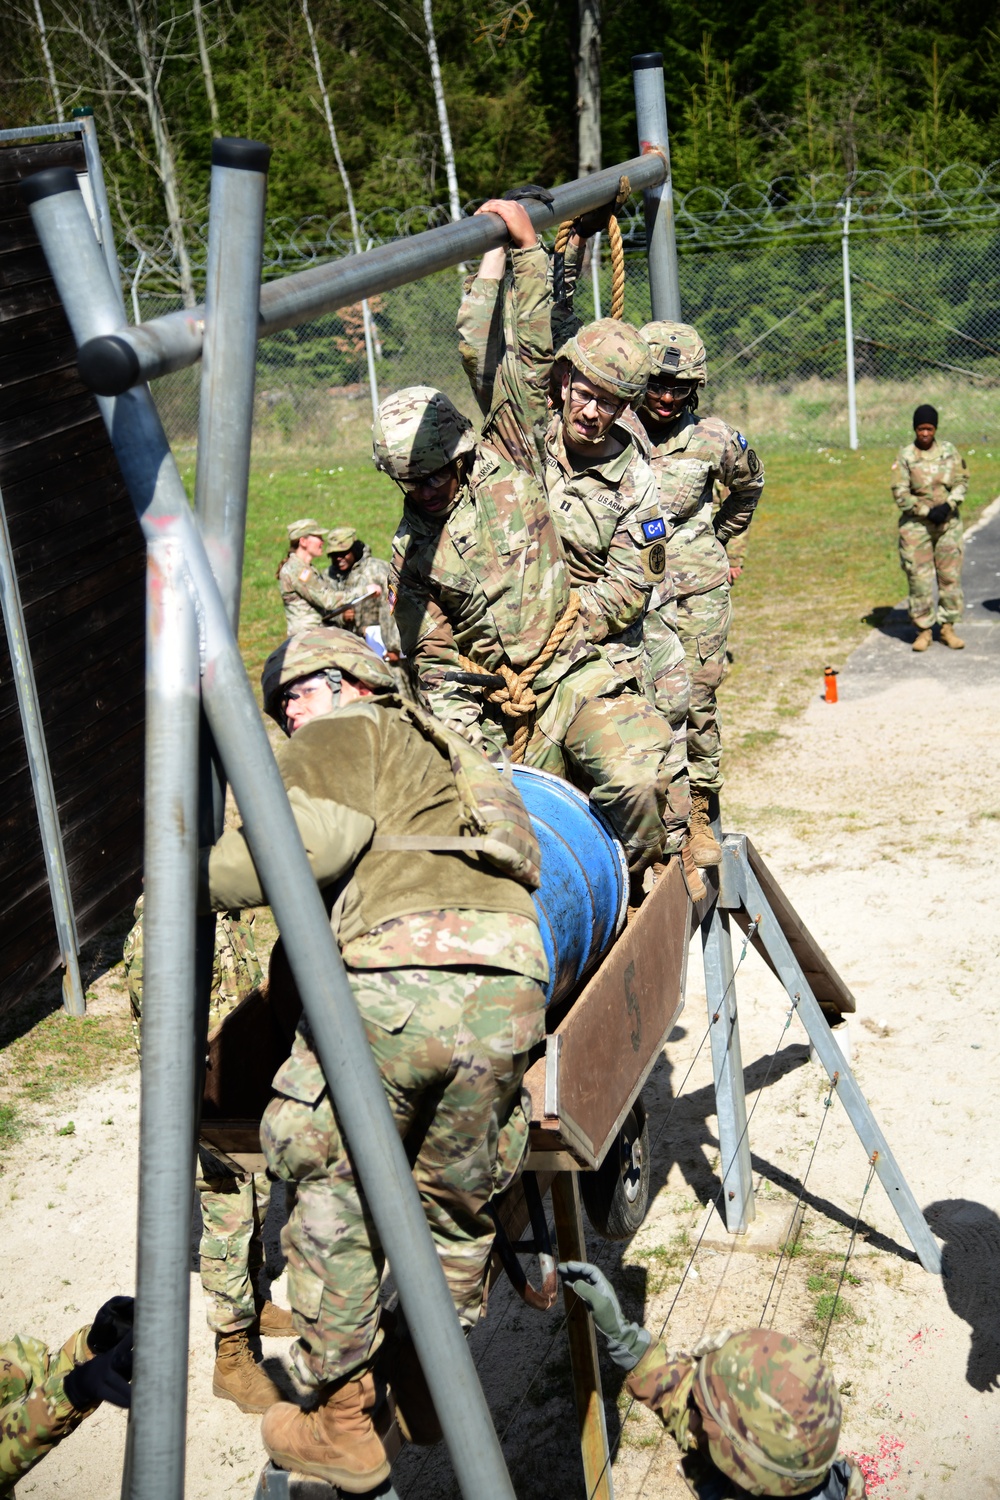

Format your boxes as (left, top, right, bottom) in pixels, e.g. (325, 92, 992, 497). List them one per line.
(641, 321, 708, 387)
(372, 387, 476, 484)
(326, 526, 358, 555)
(261, 626, 395, 724)
(693, 1329, 842, 1496)
(556, 318, 652, 408)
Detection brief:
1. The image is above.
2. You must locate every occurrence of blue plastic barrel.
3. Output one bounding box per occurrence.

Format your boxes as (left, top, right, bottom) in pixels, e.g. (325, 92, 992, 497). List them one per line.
(511, 764, 629, 1006)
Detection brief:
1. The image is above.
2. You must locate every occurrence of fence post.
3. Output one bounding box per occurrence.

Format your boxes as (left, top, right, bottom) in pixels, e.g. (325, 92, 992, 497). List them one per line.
(0, 483, 85, 1016)
(26, 165, 519, 1500)
(841, 197, 858, 451)
(631, 53, 681, 321)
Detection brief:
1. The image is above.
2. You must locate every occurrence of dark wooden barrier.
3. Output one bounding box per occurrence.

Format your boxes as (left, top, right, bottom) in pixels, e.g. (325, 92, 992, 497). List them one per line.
(0, 135, 145, 1013)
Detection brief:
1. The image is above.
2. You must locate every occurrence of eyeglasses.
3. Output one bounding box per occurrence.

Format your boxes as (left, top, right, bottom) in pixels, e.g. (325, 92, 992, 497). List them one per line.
(281, 674, 334, 709)
(407, 464, 456, 494)
(647, 377, 697, 400)
(568, 378, 622, 420)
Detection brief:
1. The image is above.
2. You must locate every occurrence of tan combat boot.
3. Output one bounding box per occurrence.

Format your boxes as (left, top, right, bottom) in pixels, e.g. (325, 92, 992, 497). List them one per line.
(940, 623, 965, 649)
(687, 789, 722, 867)
(678, 843, 707, 903)
(213, 1328, 282, 1413)
(912, 627, 933, 652)
(256, 1298, 295, 1337)
(261, 1371, 390, 1494)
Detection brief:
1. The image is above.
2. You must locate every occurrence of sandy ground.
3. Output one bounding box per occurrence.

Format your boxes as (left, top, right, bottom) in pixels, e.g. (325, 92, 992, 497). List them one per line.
(3, 517, 999, 1498)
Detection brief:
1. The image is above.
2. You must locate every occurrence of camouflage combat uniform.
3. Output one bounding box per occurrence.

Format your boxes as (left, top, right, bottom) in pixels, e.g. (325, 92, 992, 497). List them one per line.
(458, 254, 691, 839)
(388, 244, 673, 873)
(205, 676, 548, 1391)
(123, 898, 268, 1336)
(0, 1327, 92, 1496)
(278, 520, 342, 637)
(891, 438, 968, 627)
(640, 324, 764, 794)
(627, 1331, 867, 1498)
(323, 528, 399, 652)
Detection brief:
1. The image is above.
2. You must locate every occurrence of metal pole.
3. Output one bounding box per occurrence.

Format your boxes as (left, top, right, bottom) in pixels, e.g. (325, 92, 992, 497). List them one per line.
(0, 483, 85, 1016)
(130, 536, 201, 1500)
(72, 107, 127, 320)
(701, 901, 755, 1233)
(74, 152, 669, 395)
(841, 198, 858, 451)
(631, 53, 681, 321)
(25, 167, 518, 1500)
(590, 232, 602, 320)
(361, 297, 380, 426)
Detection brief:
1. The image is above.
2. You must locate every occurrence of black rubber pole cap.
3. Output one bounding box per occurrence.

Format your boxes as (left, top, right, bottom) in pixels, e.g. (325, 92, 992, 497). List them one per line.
(20, 167, 81, 205)
(212, 137, 272, 173)
(77, 335, 141, 396)
(631, 52, 664, 70)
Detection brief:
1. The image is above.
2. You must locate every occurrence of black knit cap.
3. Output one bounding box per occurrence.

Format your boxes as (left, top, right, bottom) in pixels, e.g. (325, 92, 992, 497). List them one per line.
(913, 404, 938, 429)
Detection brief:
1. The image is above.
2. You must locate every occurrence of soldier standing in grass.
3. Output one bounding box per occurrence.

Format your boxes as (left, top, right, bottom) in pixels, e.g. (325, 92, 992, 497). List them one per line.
(892, 404, 968, 652)
(277, 519, 340, 636)
(637, 323, 764, 868)
(123, 899, 294, 1414)
(323, 527, 399, 654)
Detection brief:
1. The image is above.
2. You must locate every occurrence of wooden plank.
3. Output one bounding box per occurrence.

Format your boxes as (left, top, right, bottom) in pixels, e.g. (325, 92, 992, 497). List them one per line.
(527, 858, 689, 1168)
(2, 445, 126, 517)
(0, 216, 49, 254)
(0, 411, 109, 483)
(0, 139, 84, 185)
(0, 362, 81, 421)
(0, 278, 63, 325)
(0, 390, 103, 456)
(730, 838, 856, 1017)
(0, 301, 74, 351)
(0, 243, 51, 290)
(551, 1173, 614, 1500)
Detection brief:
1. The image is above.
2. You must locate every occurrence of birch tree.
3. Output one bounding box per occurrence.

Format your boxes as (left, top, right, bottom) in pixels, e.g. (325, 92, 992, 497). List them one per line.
(31, 0, 65, 119)
(192, 0, 220, 136)
(422, 0, 461, 222)
(577, 0, 600, 177)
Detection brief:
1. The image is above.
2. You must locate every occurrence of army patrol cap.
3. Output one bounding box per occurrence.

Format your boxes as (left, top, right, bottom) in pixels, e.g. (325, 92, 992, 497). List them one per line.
(694, 1330, 842, 1495)
(557, 319, 653, 405)
(326, 526, 358, 554)
(262, 626, 395, 721)
(372, 386, 477, 483)
(287, 518, 325, 545)
(641, 321, 708, 387)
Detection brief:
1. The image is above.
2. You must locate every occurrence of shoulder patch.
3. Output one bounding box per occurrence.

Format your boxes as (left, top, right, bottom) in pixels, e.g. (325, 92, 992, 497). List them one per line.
(299, 569, 313, 583)
(641, 516, 667, 542)
(387, 584, 397, 612)
(735, 431, 748, 451)
(746, 449, 760, 476)
(641, 541, 666, 583)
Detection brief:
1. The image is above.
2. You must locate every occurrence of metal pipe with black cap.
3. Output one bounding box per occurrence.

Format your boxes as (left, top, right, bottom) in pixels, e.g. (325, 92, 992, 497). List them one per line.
(23, 164, 518, 1500)
(631, 53, 682, 321)
(75, 151, 670, 395)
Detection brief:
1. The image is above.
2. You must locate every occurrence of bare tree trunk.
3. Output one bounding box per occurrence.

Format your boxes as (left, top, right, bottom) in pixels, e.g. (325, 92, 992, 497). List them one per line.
(32, 0, 65, 120)
(192, 0, 220, 136)
(577, 0, 601, 177)
(300, 0, 381, 409)
(128, 0, 195, 306)
(86, 0, 122, 149)
(423, 0, 461, 222)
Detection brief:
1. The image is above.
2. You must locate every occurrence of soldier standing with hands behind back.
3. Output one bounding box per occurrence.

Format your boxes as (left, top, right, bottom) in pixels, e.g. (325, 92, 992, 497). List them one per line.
(892, 404, 968, 652)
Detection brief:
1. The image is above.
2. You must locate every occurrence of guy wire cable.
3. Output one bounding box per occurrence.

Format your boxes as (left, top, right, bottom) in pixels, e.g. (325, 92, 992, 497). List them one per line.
(820, 1152, 878, 1356)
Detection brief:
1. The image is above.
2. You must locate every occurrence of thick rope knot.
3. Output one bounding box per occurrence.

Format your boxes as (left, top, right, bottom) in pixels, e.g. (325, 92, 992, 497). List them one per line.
(554, 175, 631, 319)
(460, 591, 579, 762)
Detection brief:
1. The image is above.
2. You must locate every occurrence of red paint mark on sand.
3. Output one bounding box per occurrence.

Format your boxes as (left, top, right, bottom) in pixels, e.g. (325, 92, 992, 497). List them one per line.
(846, 1434, 905, 1490)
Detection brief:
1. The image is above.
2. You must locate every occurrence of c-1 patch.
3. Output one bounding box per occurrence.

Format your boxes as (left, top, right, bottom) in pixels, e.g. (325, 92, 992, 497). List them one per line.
(641, 516, 667, 541)
(735, 431, 748, 451)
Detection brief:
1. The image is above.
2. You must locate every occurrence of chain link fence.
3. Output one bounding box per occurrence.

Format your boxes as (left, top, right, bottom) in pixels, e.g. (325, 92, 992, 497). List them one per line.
(132, 163, 1000, 456)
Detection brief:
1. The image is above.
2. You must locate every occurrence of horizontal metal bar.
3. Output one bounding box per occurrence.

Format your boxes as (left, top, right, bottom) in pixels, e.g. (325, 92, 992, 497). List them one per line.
(76, 151, 668, 394)
(0, 121, 85, 143)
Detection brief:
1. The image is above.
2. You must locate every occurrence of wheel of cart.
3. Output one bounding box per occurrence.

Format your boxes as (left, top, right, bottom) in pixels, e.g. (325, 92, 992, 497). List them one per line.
(580, 1092, 650, 1241)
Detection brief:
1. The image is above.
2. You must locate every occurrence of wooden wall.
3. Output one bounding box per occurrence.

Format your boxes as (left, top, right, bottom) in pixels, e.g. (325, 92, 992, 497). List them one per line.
(0, 136, 145, 1013)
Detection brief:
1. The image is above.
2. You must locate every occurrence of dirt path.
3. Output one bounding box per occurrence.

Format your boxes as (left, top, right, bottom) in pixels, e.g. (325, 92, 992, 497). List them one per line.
(3, 515, 998, 1498)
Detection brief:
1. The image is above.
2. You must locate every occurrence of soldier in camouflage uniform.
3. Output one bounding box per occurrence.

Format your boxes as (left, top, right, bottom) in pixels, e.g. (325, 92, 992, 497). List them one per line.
(277, 519, 341, 636)
(383, 198, 678, 892)
(456, 216, 695, 882)
(323, 527, 400, 654)
(638, 322, 765, 867)
(1, 1299, 132, 1496)
(123, 898, 293, 1415)
(560, 1263, 866, 1498)
(891, 404, 968, 651)
(201, 628, 549, 1491)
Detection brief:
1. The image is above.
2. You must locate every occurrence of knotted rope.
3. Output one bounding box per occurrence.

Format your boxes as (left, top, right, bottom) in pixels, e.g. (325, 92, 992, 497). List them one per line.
(554, 174, 630, 320)
(460, 591, 580, 763)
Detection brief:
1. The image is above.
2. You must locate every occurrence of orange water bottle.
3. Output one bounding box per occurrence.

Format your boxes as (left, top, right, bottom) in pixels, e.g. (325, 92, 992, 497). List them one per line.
(823, 666, 839, 704)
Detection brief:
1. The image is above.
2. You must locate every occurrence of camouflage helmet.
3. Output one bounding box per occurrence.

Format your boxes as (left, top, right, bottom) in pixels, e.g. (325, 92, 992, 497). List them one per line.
(557, 319, 652, 406)
(641, 321, 708, 387)
(261, 627, 395, 722)
(286, 518, 326, 545)
(326, 525, 357, 554)
(372, 387, 476, 483)
(694, 1330, 842, 1496)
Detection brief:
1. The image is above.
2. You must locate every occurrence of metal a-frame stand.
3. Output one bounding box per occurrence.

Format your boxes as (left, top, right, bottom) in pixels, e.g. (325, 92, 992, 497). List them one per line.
(701, 832, 942, 1274)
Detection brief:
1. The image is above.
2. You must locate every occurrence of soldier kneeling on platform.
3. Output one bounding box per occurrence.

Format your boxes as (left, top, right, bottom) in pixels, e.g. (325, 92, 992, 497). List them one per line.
(559, 1263, 867, 1499)
(200, 628, 549, 1492)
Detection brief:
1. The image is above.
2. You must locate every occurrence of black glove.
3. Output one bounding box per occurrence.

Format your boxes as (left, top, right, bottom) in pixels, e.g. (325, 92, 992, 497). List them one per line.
(64, 1330, 133, 1411)
(87, 1295, 135, 1354)
(571, 200, 618, 239)
(926, 501, 951, 525)
(502, 184, 554, 206)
